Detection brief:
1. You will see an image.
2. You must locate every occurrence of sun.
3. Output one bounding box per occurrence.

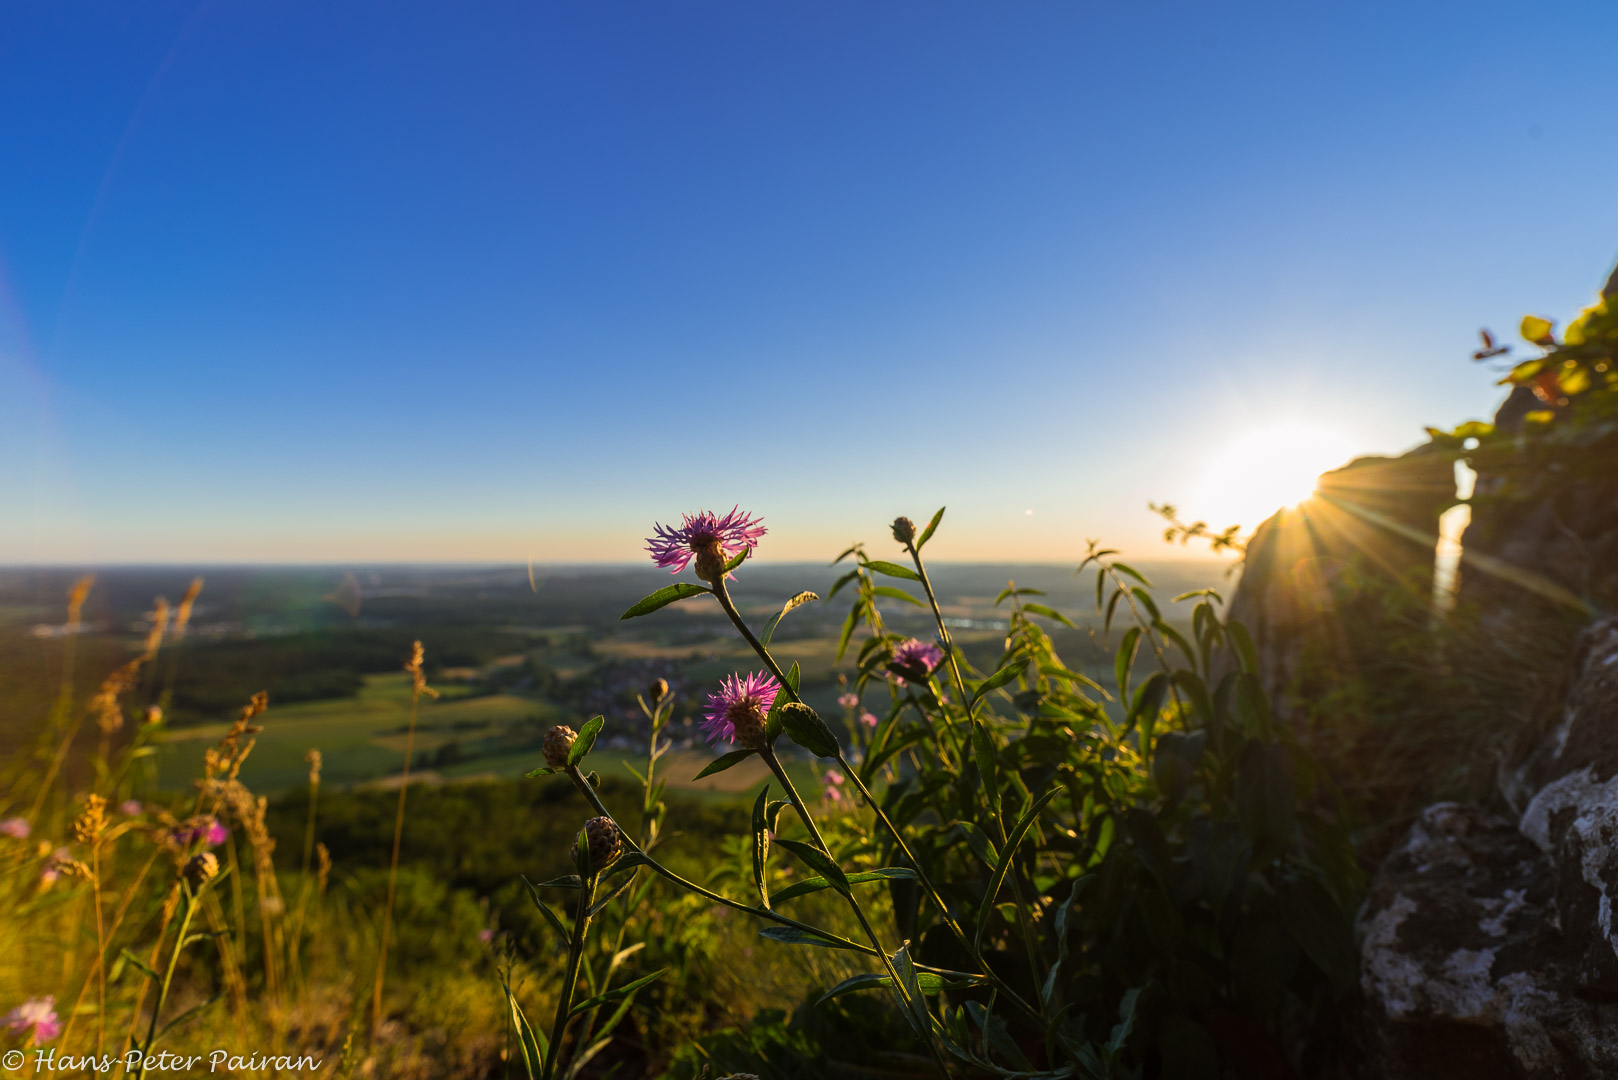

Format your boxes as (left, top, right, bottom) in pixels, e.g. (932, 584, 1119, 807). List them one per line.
(1188, 424, 1357, 531)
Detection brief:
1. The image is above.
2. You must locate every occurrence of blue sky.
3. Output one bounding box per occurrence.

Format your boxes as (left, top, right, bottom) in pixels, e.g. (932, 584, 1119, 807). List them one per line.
(3, 1, 1615, 565)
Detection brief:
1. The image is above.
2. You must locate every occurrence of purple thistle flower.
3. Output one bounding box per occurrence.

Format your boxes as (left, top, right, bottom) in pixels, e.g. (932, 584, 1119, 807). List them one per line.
(646, 506, 767, 581)
(5, 996, 60, 1045)
(701, 671, 780, 750)
(0, 817, 30, 840)
(889, 639, 945, 686)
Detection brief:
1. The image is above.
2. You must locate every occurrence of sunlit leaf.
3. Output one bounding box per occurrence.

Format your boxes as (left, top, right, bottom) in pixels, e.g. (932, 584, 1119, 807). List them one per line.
(568, 715, 604, 766)
(620, 582, 708, 620)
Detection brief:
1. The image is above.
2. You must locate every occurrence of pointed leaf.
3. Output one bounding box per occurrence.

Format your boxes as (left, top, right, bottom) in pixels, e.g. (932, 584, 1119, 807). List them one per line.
(774, 838, 850, 896)
(620, 582, 708, 620)
(567, 968, 668, 1019)
(693, 749, 754, 780)
(863, 559, 921, 581)
(568, 715, 604, 766)
(915, 506, 946, 550)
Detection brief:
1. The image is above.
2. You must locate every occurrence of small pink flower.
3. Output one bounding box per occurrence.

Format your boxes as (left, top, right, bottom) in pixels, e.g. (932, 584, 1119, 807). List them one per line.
(859, 712, 879, 728)
(824, 769, 845, 786)
(5, 996, 61, 1044)
(824, 785, 842, 802)
(837, 693, 859, 710)
(205, 820, 229, 846)
(0, 817, 29, 839)
(119, 800, 143, 817)
(478, 929, 495, 944)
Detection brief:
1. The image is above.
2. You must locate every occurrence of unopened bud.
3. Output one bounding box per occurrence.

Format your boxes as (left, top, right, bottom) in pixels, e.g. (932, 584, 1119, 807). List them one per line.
(693, 541, 728, 584)
(570, 816, 623, 873)
(649, 678, 670, 703)
(543, 725, 577, 769)
(183, 852, 219, 890)
(144, 704, 164, 725)
(891, 517, 916, 545)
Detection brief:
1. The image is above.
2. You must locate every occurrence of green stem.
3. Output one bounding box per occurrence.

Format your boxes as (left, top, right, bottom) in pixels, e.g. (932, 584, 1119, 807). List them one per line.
(541, 872, 596, 1080)
(907, 544, 1048, 1003)
(134, 889, 197, 1080)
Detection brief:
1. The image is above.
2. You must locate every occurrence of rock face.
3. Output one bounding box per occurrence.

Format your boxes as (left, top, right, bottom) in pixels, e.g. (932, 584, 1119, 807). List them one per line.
(1224, 448, 1455, 723)
(1358, 618, 1618, 1078)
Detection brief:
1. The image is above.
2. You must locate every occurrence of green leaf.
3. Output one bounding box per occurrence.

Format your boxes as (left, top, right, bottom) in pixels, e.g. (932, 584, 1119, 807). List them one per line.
(915, 506, 945, 549)
(504, 981, 548, 1080)
(972, 721, 999, 808)
(568, 715, 604, 766)
(954, 821, 999, 868)
(818, 968, 973, 1005)
(1022, 602, 1076, 628)
(1115, 627, 1142, 701)
(1112, 562, 1153, 587)
(693, 749, 754, 780)
(757, 925, 856, 950)
(835, 601, 862, 663)
(751, 785, 772, 910)
(826, 569, 860, 601)
(774, 838, 850, 896)
(520, 876, 569, 937)
(723, 547, 750, 574)
(761, 591, 820, 647)
(863, 559, 921, 581)
(1104, 586, 1124, 635)
(974, 787, 1061, 950)
(1227, 620, 1259, 675)
(872, 585, 925, 607)
(120, 948, 159, 983)
(1280, 876, 1357, 997)
(155, 992, 223, 1041)
(779, 703, 840, 758)
(770, 867, 916, 905)
(567, 968, 668, 1019)
(619, 582, 708, 620)
(970, 657, 1025, 709)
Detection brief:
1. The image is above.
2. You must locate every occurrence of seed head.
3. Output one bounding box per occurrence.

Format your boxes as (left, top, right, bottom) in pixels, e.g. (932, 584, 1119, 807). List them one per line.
(72, 795, 107, 846)
(571, 816, 623, 873)
(306, 748, 323, 785)
(183, 852, 219, 890)
(891, 516, 917, 545)
(544, 725, 577, 769)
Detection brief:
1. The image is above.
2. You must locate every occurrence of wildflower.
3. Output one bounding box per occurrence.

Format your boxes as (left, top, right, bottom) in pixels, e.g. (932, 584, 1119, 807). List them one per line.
(0, 817, 29, 839)
(891, 516, 916, 545)
(40, 849, 89, 888)
(478, 928, 495, 944)
(823, 769, 845, 802)
(825, 785, 842, 802)
(646, 506, 767, 583)
(543, 725, 577, 769)
(183, 851, 219, 890)
(825, 769, 845, 786)
(648, 678, 670, 703)
(143, 704, 163, 725)
(889, 639, 945, 685)
(570, 816, 623, 872)
(4, 996, 61, 1045)
(701, 672, 781, 751)
(119, 800, 143, 817)
(173, 815, 228, 849)
(859, 712, 879, 728)
(837, 693, 859, 710)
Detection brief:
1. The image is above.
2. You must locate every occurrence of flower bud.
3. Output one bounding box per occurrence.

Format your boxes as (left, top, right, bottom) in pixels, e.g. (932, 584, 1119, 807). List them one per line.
(649, 678, 670, 704)
(543, 725, 577, 769)
(891, 517, 916, 545)
(183, 852, 219, 890)
(570, 816, 623, 873)
(693, 541, 728, 584)
(144, 704, 164, 725)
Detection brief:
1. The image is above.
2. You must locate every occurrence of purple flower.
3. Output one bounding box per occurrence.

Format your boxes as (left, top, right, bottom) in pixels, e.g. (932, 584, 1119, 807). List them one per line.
(478, 928, 495, 944)
(859, 712, 879, 728)
(0, 817, 29, 840)
(4, 996, 60, 1044)
(837, 693, 859, 710)
(646, 506, 767, 580)
(118, 800, 143, 817)
(889, 639, 945, 685)
(825, 784, 842, 803)
(173, 816, 228, 849)
(39, 848, 71, 887)
(701, 671, 781, 749)
(824, 769, 845, 786)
